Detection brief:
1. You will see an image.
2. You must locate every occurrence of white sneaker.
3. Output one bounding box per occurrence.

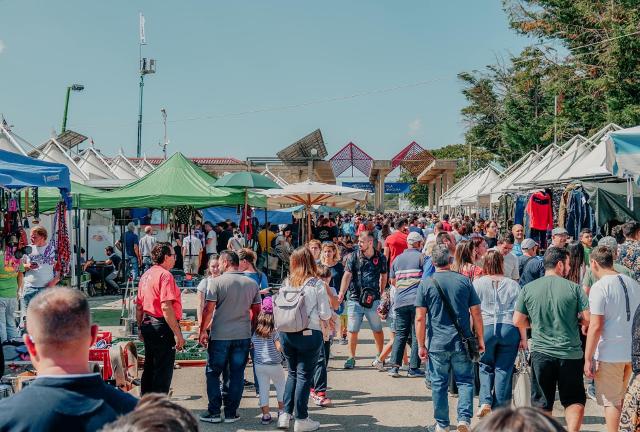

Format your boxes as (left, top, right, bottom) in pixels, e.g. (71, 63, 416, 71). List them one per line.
(278, 412, 292, 429)
(371, 357, 385, 371)
(294, 417, 320, 432)
(476, 404, 492, 418)
(457, 420, 470, 432)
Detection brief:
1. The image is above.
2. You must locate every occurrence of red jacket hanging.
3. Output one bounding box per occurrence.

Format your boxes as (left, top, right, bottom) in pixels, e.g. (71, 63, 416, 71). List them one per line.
(526, 191, 553, 231)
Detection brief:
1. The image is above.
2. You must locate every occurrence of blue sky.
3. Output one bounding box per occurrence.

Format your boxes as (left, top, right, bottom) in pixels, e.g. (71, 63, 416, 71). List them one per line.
(0, 1, 530, 178)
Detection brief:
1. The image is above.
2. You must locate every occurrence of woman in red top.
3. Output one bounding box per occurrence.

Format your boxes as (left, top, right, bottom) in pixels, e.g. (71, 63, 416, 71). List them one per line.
(136, 242, 185, 395)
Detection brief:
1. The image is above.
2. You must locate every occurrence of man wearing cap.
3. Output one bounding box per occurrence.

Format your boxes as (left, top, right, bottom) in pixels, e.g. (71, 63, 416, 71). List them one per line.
(551, 227, 569, 249)
(518, 239, 545, 287)
(386, 231, 432, 378)
(582, 236, 633, 296)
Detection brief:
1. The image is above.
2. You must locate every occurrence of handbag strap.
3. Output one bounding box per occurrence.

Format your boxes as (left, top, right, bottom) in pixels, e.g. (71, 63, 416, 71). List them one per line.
(617, 275, 631, 322)
(430, 276, 469, 341)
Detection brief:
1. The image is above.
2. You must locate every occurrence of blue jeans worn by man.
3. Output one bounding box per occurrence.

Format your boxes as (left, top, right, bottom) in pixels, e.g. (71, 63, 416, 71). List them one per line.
(390, 305, 421, 371)
(0, 298, 19, 342)
(205, 339, 250, 418)
(478, 323, 520, 408)
(429, 350, 474, 429)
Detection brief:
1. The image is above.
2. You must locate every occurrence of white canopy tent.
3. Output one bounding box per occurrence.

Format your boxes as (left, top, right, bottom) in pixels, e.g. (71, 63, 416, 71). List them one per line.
(530, 135, 594, 186)
(488, 151, 540, 204)
(76, 146, 117, 180)
(109, 151, 139, 180)
(37, 136, 89, 184)
(0, 122, 29, 156)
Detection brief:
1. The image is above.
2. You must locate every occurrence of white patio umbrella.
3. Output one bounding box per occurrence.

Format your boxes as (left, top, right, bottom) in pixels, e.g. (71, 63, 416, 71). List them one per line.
(261, 180, 369, 240)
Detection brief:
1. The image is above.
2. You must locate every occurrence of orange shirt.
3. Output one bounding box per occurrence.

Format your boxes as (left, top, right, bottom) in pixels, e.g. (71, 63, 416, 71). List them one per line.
(136, 265, 182, 320)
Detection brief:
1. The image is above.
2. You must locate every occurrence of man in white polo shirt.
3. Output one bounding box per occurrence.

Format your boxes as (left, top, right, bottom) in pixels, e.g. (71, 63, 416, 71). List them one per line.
(585, 245, 640, 432)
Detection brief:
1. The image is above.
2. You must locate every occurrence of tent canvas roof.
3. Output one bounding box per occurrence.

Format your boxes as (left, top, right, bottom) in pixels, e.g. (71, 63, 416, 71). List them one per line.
(32, 181, 103, 212)
(442, 169, 484, 207)
(0, 123, 29, 156)
(77, 147, 117, 180)
(77, 152, 265, 209)
(109, 153, 139, 180)
(37, 137, 89, 183)
(564, 124, 625, 181)
(459, 166, 501, 206)
(511, 144, 563, 188)
(531, 136, 594, 186)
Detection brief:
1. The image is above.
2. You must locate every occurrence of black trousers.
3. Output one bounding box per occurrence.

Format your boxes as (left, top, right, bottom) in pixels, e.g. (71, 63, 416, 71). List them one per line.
(140, 316, 176, 395)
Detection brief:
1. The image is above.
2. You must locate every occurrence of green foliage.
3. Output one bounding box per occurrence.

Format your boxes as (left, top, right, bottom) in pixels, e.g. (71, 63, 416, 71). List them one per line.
(460, 1, 640, 165)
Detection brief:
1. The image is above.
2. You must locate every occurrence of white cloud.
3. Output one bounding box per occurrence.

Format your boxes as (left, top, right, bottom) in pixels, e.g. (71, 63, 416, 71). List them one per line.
(408, 118, 422, 136)
(0, 40, 5, 54)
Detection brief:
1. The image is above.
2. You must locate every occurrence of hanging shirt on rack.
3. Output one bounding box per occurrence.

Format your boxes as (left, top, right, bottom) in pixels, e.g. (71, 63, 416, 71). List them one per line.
(526, 191, 553, 232)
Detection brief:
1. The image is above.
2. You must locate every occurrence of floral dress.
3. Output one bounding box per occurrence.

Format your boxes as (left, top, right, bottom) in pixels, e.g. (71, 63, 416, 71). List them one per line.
(618, 240, 640, 282)
(620, 303, 640, 432)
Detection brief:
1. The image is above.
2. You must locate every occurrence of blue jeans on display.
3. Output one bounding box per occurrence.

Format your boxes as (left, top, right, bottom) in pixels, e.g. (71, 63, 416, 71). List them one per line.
(205, 338, 250, 417)
(429, 350, 474, 428)
(478, 323, 520, 408)
(281, 330, 323, 420)
(390, 305, 420, 369)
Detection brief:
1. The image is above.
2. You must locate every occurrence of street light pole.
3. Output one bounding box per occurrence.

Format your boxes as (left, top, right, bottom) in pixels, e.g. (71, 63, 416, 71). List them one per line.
(61, 84, 84, 133)
(137, 73, 145, 158)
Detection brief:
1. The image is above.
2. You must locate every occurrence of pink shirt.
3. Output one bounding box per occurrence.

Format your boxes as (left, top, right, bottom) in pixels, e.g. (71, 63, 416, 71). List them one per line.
(136, 265, 182, 319)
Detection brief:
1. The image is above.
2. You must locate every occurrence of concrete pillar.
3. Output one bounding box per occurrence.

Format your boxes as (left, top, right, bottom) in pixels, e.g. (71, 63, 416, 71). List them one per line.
(427, 181, 433, 210)
(445, 172, 454, 193)
(375, 173, 386, 213)
(434, 175, 442, 213)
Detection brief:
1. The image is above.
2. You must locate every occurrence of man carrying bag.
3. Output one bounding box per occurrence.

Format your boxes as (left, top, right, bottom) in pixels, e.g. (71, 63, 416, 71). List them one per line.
(415, 244, 485, 432)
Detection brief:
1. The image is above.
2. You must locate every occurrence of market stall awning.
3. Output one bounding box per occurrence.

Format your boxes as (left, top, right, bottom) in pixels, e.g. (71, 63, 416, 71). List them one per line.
(76, 152, 266, 209)
(0, 148, 71, 200)
(261, 180, 368, 209)
(33, 181, 104, 212)
(582, 181, 640, 226)
(606, 125, 640, 184)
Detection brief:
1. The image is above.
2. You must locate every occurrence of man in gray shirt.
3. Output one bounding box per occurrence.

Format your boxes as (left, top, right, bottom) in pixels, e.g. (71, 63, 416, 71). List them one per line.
(198, 250, 261, 424)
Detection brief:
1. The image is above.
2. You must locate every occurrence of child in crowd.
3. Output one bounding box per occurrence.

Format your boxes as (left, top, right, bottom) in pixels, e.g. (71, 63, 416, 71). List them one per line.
(580, 228, 594, 264)
(310, 265, 340, 407)
(251, 297, 286, 425)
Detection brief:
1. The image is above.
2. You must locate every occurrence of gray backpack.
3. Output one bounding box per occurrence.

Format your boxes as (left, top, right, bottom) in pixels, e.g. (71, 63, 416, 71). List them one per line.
(273, 278, 315, 333)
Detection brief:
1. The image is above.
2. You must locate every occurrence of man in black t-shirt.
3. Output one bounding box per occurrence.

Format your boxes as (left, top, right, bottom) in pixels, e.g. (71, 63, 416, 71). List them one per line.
(338, 231, 387, 370)
(0, 288, 137, 431)
(315, 218, 337, 242)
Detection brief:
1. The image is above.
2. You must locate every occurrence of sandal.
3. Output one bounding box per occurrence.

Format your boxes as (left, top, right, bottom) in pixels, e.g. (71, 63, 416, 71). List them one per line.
(261, 413, 272, 425)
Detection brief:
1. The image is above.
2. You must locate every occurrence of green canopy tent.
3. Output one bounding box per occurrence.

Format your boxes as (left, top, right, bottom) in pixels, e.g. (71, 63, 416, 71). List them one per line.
(27, 181, 104, 212)
(582, 181, 640, 226)
(77, 152, 266, 209)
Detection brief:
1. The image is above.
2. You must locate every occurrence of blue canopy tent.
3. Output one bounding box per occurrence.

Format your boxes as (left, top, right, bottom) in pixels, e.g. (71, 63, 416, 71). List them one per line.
(201, 205, 301, 226)
(0, 148, 72, 205)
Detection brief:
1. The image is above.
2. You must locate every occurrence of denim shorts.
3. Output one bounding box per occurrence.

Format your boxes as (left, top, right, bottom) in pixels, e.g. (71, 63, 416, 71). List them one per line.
(347, 300, 383, 333)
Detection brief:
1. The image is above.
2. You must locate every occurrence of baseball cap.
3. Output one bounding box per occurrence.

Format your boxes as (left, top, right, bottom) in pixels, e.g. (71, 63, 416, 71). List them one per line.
(551, 227, 568, 236)
(406, 231, 424, 245)
(521, 238, 538, 250)
(598, 236, 618, 251)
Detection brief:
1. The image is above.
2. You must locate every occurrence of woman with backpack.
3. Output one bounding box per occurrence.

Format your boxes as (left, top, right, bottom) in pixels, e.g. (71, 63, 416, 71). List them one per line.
(274, 247, 332, 432)
(472, 250, 527, 417)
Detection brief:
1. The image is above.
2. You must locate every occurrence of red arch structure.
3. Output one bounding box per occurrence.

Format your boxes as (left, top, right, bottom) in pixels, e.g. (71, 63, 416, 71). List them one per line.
(392, 141, 435, 176)
(329, 142, 374, 177)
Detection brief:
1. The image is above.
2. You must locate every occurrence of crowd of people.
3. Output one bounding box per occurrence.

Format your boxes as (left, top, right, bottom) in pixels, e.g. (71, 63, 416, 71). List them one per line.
(2, 212, 640, 432)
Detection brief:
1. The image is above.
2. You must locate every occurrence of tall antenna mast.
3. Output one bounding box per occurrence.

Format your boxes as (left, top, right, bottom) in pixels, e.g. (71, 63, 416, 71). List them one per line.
(160, 108, 168, 159)
(137, 12, 156, 158)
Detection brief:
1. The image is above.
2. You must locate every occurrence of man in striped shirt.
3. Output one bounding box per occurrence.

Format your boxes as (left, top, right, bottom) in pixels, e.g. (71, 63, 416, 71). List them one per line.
(387, 231, 433, 377)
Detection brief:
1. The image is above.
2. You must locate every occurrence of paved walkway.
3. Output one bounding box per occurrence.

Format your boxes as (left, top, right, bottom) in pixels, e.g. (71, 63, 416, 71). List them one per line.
(168, 327, 607, 431)
(94, 294, 607, 431)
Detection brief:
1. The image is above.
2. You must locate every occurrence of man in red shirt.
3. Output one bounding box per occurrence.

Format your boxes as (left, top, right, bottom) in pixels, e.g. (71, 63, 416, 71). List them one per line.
(384, 218, 409, 268)
(441, 214, 452, 232)
(136, 242, 185, 395)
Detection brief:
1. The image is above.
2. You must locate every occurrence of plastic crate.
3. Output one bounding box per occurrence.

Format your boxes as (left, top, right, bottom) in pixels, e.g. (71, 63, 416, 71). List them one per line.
(89, 349, 112, 380)
(95, 331, 113, 345)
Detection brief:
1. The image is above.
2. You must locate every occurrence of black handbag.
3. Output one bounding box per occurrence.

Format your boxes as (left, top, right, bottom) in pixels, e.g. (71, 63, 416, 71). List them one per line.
(430, 277, 481, 363)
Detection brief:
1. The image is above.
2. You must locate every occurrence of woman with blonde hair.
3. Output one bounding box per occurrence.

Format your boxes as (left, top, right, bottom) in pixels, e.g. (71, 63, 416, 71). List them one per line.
(277, 247, 332, 431)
